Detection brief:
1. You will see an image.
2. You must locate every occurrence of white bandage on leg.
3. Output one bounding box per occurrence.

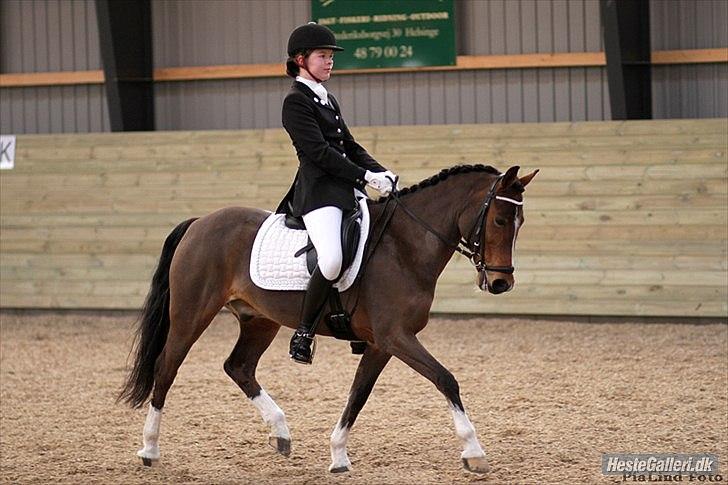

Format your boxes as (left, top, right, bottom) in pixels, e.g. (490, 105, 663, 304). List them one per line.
(449, 402, 486, 459)
(137, 403, 162, 460)
(251, 389, 291, 440)
(329, 420, 352, 471)
(302, 206, 344, 281)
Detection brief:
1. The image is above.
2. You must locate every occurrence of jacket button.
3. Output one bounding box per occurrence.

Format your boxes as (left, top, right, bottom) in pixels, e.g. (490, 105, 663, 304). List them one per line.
(335, 115, 339, 120)
(337, 128, 341, 133)
(339, 140, 344, 145)
(314, 97, 319, 102)
(343, 153, 347, 157)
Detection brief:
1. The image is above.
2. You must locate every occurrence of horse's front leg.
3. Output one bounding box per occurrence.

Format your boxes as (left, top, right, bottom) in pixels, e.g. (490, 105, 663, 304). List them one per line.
(382, 332, 489, 473)
(329, 345, 392, 473)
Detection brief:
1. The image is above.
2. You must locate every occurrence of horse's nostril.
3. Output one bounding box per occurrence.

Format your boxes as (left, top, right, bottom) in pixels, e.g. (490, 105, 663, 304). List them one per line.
(491, 279, 510, 294)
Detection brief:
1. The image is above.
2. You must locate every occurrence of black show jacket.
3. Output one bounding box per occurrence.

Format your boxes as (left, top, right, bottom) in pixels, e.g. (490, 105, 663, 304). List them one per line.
(276, 81, 386, 217)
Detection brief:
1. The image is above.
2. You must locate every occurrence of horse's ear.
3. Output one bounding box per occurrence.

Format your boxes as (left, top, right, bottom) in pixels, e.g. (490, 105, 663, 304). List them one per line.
(502, 166, 520, 186)
(519, 169, 539, 188)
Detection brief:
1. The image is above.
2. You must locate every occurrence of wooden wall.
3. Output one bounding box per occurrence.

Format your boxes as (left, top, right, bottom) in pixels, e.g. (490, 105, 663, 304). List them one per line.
(1, 119, 726, 317)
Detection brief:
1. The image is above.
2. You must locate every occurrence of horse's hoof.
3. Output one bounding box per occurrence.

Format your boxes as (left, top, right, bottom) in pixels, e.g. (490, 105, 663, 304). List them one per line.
(462, 456, 489, 474)
(141, 457, 159, 467)
(268, 436, 291, 457)
(329, 465, 350, 473)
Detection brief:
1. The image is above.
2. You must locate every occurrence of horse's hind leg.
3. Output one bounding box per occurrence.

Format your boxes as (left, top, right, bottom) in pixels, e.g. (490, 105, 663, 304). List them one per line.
(329, 345, 391, 473)
(223, 315, 291, 457)
(382, 332, 489, 474)
(137, 297, 223, 465)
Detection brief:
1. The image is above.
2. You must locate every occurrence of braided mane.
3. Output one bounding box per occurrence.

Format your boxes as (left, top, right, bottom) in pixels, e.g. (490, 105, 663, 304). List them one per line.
(372, 164, 500, 204)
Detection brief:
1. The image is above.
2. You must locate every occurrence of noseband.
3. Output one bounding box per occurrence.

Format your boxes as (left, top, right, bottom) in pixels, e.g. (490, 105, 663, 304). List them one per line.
(388, 174, 522, 275)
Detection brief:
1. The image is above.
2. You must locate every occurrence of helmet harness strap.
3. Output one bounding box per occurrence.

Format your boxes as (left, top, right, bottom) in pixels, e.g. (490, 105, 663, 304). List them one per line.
(297, 54, 324, 84)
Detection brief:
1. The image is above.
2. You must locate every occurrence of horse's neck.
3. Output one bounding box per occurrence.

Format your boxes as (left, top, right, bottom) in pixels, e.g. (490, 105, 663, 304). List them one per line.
(387, 177, 476, 280)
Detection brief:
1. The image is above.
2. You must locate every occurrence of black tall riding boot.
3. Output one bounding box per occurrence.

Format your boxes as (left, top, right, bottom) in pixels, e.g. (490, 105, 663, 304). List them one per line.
(289, 267, 333, 364)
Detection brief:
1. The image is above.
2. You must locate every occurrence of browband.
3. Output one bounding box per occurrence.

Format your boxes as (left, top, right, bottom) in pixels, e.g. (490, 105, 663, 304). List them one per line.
(495, 196, 523, 206)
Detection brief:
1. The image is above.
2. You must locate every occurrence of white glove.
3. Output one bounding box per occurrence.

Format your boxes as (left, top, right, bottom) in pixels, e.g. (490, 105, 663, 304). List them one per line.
(364, 170, 394, 196)
(381, 170, 401, 190)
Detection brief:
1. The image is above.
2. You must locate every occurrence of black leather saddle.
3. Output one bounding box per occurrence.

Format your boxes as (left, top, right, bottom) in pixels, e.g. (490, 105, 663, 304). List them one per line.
(287, 204, 362, 279)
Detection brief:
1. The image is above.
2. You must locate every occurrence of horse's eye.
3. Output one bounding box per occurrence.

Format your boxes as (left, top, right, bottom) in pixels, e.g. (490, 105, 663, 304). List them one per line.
(494, 217, 507, 227)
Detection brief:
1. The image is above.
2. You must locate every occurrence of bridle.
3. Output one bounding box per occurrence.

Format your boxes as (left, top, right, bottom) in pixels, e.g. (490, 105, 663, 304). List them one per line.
(387, 174, 523, 276)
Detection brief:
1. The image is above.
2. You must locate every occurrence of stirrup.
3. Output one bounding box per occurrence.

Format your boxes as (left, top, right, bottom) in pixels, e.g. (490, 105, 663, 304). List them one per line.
(289, 332, 317, 365)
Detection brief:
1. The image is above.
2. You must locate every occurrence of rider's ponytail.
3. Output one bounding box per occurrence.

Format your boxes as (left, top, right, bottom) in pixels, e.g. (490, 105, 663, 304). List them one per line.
(286, 57, 299, 78)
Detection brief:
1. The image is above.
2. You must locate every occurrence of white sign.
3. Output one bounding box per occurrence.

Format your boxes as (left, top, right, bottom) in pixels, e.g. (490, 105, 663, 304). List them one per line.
(0, 135, 16, 170)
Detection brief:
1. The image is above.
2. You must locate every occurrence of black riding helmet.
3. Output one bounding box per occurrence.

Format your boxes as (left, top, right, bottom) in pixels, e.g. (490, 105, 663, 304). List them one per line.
(287, 22, 344, 57)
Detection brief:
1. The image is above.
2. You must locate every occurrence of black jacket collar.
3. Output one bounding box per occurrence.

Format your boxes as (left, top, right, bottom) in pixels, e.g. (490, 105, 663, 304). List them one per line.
(293, 81, 338, 113)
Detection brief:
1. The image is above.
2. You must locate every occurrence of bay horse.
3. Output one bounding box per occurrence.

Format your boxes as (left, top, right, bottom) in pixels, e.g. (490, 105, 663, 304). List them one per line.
(119, 164, 537, 474)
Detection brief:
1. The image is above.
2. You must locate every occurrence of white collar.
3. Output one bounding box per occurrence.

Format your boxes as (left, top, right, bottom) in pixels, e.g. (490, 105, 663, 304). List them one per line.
(296, 75, 328, 105)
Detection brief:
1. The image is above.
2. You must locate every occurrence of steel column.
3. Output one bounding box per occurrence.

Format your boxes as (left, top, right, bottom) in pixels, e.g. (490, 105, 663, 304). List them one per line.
(95, 0, 154, 131)
(600, 0, 652, 120)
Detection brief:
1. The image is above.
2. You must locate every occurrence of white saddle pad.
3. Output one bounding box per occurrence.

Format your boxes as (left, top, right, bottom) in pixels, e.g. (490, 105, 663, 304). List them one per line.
(250, 198, 370, 291)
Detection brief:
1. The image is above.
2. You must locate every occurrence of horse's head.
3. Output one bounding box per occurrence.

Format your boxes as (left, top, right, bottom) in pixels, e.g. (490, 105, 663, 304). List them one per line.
(460, 165, 538, 294)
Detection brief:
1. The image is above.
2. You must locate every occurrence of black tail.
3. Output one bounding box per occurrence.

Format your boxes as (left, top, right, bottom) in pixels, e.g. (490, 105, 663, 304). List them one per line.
(118, 217, 198, 408)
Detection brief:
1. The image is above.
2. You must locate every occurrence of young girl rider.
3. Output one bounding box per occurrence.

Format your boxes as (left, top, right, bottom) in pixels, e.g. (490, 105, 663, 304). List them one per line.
(277, 23, 396, 365)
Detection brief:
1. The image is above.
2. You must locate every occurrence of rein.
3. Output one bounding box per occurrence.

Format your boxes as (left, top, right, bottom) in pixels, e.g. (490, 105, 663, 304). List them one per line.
(388, 174, 518, 275)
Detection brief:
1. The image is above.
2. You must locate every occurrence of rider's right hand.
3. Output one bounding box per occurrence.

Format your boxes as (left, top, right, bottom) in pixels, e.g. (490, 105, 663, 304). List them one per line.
(364, 171, 394, 196)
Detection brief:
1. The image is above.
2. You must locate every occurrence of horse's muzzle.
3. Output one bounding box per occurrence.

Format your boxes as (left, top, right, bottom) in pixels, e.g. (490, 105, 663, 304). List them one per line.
(488, 279, 511, 294)
(478, 271, 513, 294)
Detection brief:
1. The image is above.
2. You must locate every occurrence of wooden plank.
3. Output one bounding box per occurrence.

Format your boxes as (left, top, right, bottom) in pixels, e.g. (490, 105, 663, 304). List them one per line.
(516, 241, 726, 257)
(7, 119, 725, 150)
(0, 70, 104, 87)
(372, 134, 727, 154)
(3, 165, 724, 198)
(434, 283, 727, 302)
(504, 254, 726, 271)
(2, 233, 723, 259)
(0, 238, 166, 255)
(652, 48, 728, 65)
(322, 148, 728, 170)
(431, 297, 727, 317)
(2, 49, 724, 87)
(518, 223, 727, 242)
(0, 293, 145, 309)
(7, 154, 723, 180)
(1, 280, 149, 296)
(439, 269, 728, 287)
(517, 179, 727, 197)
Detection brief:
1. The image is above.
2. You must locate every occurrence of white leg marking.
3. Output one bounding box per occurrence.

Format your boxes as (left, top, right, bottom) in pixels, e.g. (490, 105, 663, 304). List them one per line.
(329, 420, 352, 472)
(136, 403, 162, 461)
(449, 403, 486, 459)
(251, 389, 290, 440)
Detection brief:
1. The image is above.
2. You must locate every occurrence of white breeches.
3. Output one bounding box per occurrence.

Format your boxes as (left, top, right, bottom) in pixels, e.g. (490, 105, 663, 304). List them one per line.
(302, 205, 343, 281)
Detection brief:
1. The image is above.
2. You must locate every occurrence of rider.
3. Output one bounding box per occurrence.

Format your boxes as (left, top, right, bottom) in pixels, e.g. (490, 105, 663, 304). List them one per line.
(277, 22, 396, 365)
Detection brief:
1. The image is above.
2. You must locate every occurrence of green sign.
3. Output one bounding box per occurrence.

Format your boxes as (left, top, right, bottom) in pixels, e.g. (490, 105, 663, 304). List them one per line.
(311, 0, 456, 70)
